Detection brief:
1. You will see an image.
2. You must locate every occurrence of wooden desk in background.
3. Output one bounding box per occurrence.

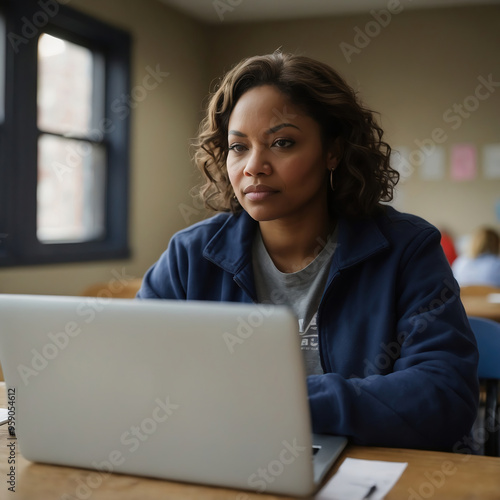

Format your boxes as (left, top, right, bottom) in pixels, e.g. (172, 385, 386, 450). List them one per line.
(461, 294, 500, 322)
(1, 383, 499, 499)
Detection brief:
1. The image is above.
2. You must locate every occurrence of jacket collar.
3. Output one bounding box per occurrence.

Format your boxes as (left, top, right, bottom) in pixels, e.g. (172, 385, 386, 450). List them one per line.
(203, 211, 258, 275)
(333, 211, 390, 271)
(203, 209, 391, 275)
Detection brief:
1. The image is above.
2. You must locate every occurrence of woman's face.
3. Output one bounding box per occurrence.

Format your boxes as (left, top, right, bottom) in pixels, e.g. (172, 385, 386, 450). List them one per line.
(226, 85, 338, 224)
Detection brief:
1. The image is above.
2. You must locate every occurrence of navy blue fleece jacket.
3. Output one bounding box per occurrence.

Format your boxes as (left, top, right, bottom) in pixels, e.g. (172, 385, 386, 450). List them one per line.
(137, 207, 479, 450)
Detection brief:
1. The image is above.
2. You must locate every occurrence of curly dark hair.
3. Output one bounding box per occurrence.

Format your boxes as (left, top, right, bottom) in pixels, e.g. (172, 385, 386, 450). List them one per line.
(193, 51, 399, 218)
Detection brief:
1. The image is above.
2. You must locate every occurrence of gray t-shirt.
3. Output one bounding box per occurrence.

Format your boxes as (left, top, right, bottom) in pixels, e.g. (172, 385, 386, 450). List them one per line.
(252, 228, 338, 376)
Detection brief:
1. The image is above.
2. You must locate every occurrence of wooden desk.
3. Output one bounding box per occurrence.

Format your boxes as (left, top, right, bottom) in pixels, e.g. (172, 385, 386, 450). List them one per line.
(1, 383, 499, 499)
(461, 294, 500, 322)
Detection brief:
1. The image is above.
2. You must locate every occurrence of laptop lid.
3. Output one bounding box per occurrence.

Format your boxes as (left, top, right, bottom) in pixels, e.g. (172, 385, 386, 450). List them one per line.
(0, 294, 325, 496)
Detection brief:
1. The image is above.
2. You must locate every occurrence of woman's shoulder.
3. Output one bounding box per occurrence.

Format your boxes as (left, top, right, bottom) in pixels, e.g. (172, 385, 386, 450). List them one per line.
(335, 206, 440, 265)
(378, 206, 437, 233)
(371, 206, 440, 247)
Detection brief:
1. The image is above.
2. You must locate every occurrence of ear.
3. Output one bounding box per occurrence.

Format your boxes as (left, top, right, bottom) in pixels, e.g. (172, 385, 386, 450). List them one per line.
(326, 137, 343, 171)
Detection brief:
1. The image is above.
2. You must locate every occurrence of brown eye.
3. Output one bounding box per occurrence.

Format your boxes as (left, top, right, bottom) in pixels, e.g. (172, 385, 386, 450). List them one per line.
(272, 138, 295, 148)
(228, 143, 247, 153)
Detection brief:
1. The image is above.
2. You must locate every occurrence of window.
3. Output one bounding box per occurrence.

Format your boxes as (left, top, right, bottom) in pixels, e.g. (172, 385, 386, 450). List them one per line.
(0, 0, 131, 266)
(37, 34, 107, 243)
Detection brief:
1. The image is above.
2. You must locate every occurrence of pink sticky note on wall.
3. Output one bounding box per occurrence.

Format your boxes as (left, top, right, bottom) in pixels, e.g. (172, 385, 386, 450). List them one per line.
(450, 144, 477, 181)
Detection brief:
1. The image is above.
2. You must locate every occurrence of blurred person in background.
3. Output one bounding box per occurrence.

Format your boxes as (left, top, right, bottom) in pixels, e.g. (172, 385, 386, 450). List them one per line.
(452, 227, 500, 287)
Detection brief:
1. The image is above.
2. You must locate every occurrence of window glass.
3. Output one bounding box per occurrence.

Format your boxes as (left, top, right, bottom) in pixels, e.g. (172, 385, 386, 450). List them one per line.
(37, 33, 96, 136)
(37, 134, 106, 243)
(37, 33, 106, 244)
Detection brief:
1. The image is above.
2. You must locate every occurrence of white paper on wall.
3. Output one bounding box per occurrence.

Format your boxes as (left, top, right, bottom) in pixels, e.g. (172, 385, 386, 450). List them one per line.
(419, 145, 445, 180)
(483, 144, 500, 179)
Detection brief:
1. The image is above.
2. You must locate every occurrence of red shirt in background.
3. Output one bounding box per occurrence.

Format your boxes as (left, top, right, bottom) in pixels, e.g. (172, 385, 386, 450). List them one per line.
(440, 231, 458, 265)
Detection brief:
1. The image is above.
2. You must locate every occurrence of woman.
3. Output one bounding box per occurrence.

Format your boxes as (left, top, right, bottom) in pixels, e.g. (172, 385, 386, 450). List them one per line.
(452, 227, 500, 287)
(138, 52, 478, 451)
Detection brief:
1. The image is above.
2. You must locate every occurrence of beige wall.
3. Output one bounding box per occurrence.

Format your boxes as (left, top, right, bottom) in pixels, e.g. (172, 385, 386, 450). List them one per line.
(0, 0, 209, 295)
(1, 3, 499, 295)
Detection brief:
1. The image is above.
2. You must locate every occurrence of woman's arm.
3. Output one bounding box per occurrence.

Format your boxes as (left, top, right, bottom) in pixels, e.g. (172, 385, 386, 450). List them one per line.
(308, 228, 479, 451)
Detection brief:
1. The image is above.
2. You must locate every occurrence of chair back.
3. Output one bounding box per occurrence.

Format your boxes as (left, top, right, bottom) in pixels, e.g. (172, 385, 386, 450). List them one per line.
(468, 316, 500, 456)
(468, 316, 500, 380)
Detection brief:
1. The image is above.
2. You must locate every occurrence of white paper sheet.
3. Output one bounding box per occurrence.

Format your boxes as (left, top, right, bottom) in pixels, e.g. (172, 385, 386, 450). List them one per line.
(419, 146, 445, 180)
(483, 144, 500, 179)
(487, 293, 500, 304)
(0, 408, 8, 425)
(315, 458, 408, 500)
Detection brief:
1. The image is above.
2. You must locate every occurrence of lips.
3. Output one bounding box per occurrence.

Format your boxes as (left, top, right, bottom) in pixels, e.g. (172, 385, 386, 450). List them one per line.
(243, 184, 277, 194)
(243, 184, 279, 201)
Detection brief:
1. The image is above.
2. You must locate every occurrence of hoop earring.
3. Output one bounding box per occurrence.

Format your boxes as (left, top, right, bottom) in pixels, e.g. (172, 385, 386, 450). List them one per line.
(329, 169, 335, 192)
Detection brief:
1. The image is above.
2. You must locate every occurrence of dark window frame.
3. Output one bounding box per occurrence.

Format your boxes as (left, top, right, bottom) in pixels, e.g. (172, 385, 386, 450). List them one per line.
(0, 0, 131, 267)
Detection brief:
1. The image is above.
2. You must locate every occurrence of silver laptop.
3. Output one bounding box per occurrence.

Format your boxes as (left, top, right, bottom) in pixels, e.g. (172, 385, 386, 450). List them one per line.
(0, 294, 347, 496)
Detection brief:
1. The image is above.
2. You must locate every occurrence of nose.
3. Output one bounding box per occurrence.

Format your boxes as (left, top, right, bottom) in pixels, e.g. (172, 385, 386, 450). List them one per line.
(243, 147, 272, 177)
